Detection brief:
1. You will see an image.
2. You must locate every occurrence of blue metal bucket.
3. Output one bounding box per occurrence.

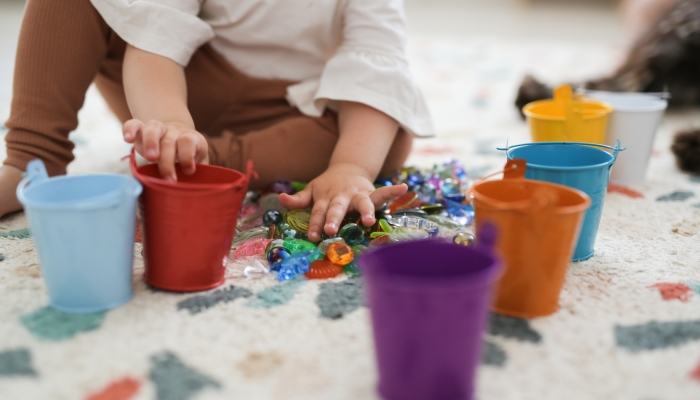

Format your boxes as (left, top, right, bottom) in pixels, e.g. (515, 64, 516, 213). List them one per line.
(16, 160, 142, 313)
(500, 141, 623, 262)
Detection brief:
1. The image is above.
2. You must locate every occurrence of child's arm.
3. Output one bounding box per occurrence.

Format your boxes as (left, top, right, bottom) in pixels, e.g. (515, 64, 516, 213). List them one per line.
(121, 44, 208, 181)
(279, 101, 408, 242)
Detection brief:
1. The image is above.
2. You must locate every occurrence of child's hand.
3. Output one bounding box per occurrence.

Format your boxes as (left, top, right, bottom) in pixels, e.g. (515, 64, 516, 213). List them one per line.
(123, 119, 209, 181)
(278, 163, 408, 242)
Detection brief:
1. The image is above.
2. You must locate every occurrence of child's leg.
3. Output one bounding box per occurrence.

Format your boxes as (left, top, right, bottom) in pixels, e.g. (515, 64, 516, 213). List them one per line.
(4, 0, 114, 176)
(0, 0, 115, 217)
(207, 120, 412, 190)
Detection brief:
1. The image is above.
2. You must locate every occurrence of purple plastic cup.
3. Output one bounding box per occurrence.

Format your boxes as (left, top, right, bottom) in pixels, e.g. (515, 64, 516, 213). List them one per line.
(359, 226, 501, 400)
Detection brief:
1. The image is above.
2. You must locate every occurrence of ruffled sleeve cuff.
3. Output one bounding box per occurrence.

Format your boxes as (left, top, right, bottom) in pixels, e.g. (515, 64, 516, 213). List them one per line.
(90, 0, 215, 66)
(286, 47, 435, 138)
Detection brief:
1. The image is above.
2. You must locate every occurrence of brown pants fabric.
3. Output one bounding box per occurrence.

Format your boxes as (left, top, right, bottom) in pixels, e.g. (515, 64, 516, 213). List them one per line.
(4, 0, 412, 190)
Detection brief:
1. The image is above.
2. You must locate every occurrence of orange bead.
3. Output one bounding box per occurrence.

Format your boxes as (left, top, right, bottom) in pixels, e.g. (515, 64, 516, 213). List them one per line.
(389, 192, 419, 214)
(369, 234, 391, 248)
(305, 259, 343, 279)
(326, 242, 354, 266)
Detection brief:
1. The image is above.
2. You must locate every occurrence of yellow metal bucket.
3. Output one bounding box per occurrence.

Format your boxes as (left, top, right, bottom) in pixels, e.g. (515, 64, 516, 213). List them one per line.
(523, 85, 613, 144)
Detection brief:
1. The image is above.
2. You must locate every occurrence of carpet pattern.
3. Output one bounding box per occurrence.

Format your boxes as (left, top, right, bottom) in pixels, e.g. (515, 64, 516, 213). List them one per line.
(1, 37, 700, 400)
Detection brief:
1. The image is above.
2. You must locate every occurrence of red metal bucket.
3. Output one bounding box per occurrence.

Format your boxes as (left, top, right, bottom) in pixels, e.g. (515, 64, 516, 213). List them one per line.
(130, 149, 251, 291)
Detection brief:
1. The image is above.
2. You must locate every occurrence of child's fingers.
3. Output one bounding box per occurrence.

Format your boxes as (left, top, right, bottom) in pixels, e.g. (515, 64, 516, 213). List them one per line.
(176, 132, 200, 175)
(122, 119, 144, 143)
(278, 188, 312, 210)
(142, 120, 167, 161)
(157, 131, 178, 181)
(353, 194, 376, 227)
(369, 184, 408, 207)
(323, 195, 350, 236)
(307, 200, 330, 242)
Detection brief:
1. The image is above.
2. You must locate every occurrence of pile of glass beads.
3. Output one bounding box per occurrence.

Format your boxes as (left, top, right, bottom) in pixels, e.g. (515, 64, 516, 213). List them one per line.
(230, 159, 477, 282)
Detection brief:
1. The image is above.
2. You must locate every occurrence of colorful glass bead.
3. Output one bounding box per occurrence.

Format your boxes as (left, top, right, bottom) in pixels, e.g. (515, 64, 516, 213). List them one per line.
(326, 242, 354, 266)
(281, 228, 297, 239)
(420, 203, 444, 215)
(243, 259, 269, 279)
(393, 209, 428, 219)
(265, 239, 285, 257)
(277, 222, 291, 233)
(388, 192, 419, 214)
(305, 259, 343, 279)
(390, 227, 429, 242)
(271, 180, 294, 194)
(417, 183, 437, 204)
(286, 209, 311, 233)
(351, 244, 367, 256)
(291, 181, 308, 192)
(338, 223, 364, 246)
(426, 214, 464, 230)
(263, 210, 283, 227)
(283, 238, 317, 254)
(453, 232, 475, 247)
(378, 219, 393, 233)
(444, 199, 475, 226)
(234, 238, 272, 258)
(319, 237, 344, 254)
(369, 234, 391, 248)
(305, 249, 323, 263)
(267, 247, 291, 264)
(343, 262, 361, 276)
(277, 253, 311, 281)
(266, 224, 281, 239)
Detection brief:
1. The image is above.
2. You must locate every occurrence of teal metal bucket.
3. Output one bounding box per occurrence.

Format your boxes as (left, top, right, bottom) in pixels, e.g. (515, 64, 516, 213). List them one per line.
(500, 141, 623, 262)
(17, 160, 142, 313)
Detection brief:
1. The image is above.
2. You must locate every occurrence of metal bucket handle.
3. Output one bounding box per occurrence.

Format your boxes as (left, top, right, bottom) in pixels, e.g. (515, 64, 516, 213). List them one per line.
(497, 140, 625, 170)
(17, 159, 126, 209)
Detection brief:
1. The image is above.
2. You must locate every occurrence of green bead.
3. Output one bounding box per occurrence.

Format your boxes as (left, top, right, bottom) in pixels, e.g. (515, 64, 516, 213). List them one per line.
(291, 181, 308, 192)
(420, 204, 445, 215)
(343, 262, 361, 275)
(338, 223, 364, 246)
(283, 238, 317, 254)
(282, 228, 297, 239)
(277, 222, 291, 232)
(351, 244, 367, 256)
(378, 219, 393, 233)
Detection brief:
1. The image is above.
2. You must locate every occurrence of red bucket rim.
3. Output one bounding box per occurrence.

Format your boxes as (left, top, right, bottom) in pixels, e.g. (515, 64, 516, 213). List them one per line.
(128, 148, 250, 192)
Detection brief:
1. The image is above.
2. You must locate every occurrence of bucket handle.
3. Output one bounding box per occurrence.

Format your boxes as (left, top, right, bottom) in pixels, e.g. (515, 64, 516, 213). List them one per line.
(16, 159, 50, 201)
(17, 159, 126, 209)
(497, 140, 625, 167)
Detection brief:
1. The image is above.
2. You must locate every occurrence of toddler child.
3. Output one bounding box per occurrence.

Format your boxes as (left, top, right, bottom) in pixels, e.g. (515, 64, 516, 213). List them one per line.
(0, 0, 434, 241)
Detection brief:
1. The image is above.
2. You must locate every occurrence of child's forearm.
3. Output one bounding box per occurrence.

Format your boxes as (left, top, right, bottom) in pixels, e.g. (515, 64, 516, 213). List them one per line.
(332, 101, 400, 180)
(121, 45, 209, 180)
(122, 45, 194, 128)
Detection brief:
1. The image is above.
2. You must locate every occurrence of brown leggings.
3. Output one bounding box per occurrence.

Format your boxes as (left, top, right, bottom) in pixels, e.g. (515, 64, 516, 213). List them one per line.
(4, 0, 412, 190)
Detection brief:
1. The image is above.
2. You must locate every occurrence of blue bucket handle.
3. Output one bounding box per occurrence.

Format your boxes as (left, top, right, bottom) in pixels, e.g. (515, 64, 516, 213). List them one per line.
(497, 140, 625, 170)
(17, 159, 130, 210)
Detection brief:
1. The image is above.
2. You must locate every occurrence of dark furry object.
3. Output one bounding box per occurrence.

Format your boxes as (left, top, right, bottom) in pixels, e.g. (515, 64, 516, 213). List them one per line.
(671, 129, 700, 173)
(515, 0, 700, 115)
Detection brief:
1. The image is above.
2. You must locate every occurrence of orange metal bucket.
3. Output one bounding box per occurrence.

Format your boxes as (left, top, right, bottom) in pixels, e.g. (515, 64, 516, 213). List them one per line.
(470, 159, 591, 318)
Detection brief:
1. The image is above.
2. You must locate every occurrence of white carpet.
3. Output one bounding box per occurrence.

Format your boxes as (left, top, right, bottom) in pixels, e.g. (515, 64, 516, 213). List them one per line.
(1, 36, 700, 400)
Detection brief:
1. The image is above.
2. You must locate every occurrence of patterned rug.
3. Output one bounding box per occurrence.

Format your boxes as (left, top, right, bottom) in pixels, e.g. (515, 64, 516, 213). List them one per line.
(1, 37, 700, 400)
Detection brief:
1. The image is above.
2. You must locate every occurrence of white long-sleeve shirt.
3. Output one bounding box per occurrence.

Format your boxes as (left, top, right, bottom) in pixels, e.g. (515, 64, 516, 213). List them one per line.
(90, 0, 435, 137)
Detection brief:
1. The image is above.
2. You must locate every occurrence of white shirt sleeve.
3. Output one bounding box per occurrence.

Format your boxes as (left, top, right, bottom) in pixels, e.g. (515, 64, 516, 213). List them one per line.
(288, 0, 435, 137)
(90, 0, 214, 66)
